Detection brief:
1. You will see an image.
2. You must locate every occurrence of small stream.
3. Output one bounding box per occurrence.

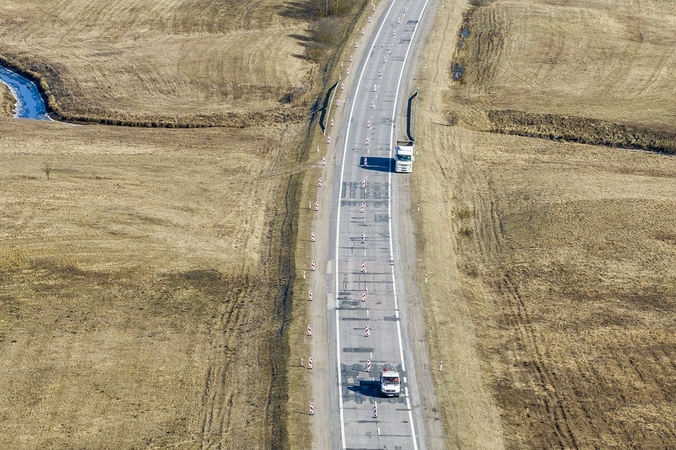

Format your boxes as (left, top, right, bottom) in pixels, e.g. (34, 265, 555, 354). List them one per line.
(0, 65, 49, 120)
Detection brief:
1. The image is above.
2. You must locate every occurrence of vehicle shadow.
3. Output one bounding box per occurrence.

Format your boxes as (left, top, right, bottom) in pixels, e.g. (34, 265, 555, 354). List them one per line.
(360, 156, 393, 173)
(347, 379, 381, 398)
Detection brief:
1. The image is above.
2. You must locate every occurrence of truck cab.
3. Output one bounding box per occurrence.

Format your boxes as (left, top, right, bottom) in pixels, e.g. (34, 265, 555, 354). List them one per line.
(380, 368, 401, 397)
(394, 140, 414, 173)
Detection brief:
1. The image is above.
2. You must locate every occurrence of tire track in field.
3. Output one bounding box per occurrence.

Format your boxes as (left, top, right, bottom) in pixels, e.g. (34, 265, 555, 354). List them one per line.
(197, 282, 246, 449)
(500, 270, 579, 449)
(194, 135, 293, 448)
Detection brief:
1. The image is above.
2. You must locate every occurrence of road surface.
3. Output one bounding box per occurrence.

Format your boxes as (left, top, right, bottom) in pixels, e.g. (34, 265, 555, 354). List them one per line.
(322, 0, 441, 448)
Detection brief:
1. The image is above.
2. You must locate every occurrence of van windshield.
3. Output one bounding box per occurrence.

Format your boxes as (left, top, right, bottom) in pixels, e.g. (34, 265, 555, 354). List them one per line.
(397, 154, 412, 161)
(382, 376, 400, 385)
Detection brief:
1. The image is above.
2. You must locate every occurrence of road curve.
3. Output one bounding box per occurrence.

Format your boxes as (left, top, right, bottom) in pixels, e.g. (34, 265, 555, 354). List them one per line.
(325, 0, 437, 448)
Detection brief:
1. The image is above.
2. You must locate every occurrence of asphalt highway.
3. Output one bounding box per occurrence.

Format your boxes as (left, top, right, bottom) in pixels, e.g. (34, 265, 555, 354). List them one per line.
(325, 1, 435, 448)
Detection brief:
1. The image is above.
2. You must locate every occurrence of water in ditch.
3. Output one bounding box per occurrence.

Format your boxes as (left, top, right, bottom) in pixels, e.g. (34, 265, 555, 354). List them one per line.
(0, 65, 49, 120)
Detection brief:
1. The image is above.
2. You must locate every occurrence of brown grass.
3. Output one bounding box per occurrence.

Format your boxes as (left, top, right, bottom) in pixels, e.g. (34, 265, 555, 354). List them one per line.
(0, 0, 374, 448)
(0, 117, 306, 449)
(488, 109, 676, 155)
(465, 133, 676, 449)
(450, 0, 676, 148)
(413, 0, 676, 448)
(0, 82, 14, 117)
(0, 0, 317, 125)
(284, 162, 322, 450)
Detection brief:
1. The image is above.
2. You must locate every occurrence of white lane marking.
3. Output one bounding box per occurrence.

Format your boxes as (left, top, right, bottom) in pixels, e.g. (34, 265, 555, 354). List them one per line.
(335, 1, 397, 449)
(335, 312, 345, 446)
(387, 1, 432, 448)
(390, 263, 406, 370)
(334, 0, 431, 448)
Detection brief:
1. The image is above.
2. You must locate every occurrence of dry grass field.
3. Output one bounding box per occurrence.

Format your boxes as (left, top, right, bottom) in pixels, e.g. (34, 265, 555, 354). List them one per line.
(0, 0, 369, 448)
(450, 0, 676, 153)
(467, 135, 676, 449)
(413, 0, 676, 448)
(0, 0, 317, 125)
(0, 83, 14, 116)
(0, 118, 305, 449)
(7, 0, 675, 448)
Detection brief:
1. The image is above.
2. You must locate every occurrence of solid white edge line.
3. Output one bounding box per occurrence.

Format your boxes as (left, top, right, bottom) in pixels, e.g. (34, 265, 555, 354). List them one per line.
(335, 312, 345, 447)
(334, 1, 397, 449)
(387, 0, 432, 449)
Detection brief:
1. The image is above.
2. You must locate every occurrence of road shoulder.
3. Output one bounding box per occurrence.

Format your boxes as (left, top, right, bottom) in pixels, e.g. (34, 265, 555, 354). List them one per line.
(411, 0, 507, 448)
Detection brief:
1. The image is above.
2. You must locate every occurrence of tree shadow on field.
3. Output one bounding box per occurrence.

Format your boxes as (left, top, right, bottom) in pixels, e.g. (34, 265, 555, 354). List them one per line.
(277, 1, 315, 21)
(288, 33, 311, 42)
(288, 33, 312, 60)
(360, 156, 393, 173)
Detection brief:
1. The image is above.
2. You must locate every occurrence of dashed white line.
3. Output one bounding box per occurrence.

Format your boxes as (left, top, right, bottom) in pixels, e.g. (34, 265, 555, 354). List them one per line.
(334, 0, 431, 448)
(386, 0, 431, 448)
(334, 1, 397, 448)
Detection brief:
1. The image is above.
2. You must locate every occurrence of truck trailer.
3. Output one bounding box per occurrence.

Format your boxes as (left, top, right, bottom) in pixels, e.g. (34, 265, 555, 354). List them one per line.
(394, 140, 414, 173)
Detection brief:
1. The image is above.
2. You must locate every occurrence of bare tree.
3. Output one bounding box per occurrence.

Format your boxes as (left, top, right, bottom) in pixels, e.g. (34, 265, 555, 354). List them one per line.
(42, 162, 53, 180)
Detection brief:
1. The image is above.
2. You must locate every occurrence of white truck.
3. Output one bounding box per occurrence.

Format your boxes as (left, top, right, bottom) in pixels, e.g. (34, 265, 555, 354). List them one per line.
(380, 368, 401, 397)
(394, 140, 414, 173)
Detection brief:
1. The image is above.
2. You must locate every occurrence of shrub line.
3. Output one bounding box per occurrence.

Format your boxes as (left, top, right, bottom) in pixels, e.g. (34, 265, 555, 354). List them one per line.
(488, 109, 676, 156)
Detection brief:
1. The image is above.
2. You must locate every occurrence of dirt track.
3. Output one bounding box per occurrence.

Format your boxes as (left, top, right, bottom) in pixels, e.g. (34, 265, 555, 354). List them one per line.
(414, 0, 676, 448)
